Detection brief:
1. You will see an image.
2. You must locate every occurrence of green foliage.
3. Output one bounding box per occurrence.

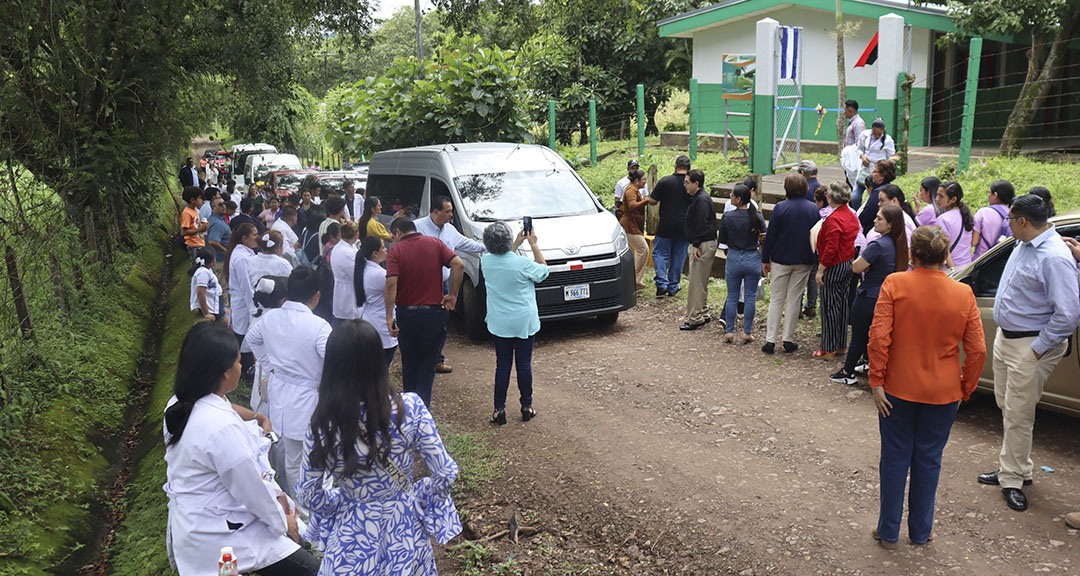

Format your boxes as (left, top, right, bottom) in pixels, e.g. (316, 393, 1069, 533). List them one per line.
(451, 541, 494, 576)
(494, 558, 525, 576)
(0, 171, 172, 573)
(568, 139, 751, 211)
(231, 84, 320, 154)
(328, 37, 532, 157)
(894, 156, 1080, 213)
(934, 0, 1076, 41)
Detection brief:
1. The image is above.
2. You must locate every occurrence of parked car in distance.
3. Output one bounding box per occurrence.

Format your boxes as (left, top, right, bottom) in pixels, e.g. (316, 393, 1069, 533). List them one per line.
(366, 143, 636, 340)
(265, 169, 315, 198)
(312, 170, 366, 199)
(231, 143, 277, 188)
(247, 153, 302, 188)
(950, 210, 1080, 417)
(213, 150, 231, 173)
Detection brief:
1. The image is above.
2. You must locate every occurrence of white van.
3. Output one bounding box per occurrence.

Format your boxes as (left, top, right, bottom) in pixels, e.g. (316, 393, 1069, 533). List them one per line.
(246, 153, 302, 188)
(366, 143, 636, 339)
(231, 143, 277, 188)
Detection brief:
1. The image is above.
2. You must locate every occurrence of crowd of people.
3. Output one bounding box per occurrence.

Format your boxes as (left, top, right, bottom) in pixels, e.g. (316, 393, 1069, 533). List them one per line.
(168, 155, 551, 575)
(615, 108, 1080, 548)
(163, 127, 1080, 574)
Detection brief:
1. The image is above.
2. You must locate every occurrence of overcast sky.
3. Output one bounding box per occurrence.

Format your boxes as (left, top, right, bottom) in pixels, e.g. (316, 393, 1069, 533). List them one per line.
(374, 0, 435, 21)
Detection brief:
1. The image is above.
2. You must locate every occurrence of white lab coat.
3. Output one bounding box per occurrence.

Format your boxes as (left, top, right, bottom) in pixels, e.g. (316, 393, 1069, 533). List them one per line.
(330, 239, 361, 320)
(228, 245, 256, 335)
(243, 301, 331, 441)
(271, 219, 300, 259)
(247, 253, 293, 299)
(163, 394, 298, 576)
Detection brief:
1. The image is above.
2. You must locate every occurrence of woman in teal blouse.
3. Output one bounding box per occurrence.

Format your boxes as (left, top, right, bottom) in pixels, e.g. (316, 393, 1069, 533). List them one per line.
(480, 221, 549, 425)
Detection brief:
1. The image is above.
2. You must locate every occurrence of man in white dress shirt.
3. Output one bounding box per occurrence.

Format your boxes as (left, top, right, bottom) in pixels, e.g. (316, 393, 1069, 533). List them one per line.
(342, 180, 364, 221)
(244, 267, 331, 500)
(271, 206, 301, 264)
(329, 221, 361, 326)
(414, 195, 486, 373)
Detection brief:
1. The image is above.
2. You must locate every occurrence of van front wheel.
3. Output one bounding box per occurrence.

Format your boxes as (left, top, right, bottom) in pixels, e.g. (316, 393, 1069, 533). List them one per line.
(597, 312, 619, 326)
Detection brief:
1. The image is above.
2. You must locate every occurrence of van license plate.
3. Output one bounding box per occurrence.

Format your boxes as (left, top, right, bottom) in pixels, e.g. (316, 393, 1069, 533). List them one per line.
(563, 284, 590, 301)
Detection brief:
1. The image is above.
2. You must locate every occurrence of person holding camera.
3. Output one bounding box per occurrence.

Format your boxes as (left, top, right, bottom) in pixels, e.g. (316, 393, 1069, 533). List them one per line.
(480, 221, 549, 425)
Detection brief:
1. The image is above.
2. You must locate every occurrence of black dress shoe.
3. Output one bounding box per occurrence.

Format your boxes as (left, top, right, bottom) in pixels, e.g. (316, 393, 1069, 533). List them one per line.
(782, 341, 799, 353)
(1003, 487, 1028, 511)
(656, 287, 667, 298)
(679, 321, 705, 331)
(978, 471, 1032, 486)
(761, 342, 776, 354)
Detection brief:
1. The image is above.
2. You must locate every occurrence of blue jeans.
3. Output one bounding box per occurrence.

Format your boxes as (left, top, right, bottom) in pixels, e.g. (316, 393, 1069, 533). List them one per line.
(438, 280, 450, 363)
(652, 236, 689, 293)
(723, 249, 761, 334)
(493, 335, 534, 410)
(877, 394, 959, 544)
(384, 346, 397, 368)
(851, 180, 866, 210)
(396, 307, 445, 407)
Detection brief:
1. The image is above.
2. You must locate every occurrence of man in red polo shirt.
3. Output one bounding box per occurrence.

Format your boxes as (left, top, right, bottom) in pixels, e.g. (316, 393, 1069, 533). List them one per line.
(385, 218, 464, 407)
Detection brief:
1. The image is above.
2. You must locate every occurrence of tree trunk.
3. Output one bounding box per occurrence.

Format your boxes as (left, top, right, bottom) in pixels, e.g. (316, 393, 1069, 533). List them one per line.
(835, 0, 847, 154)
(998, 16, 1077, 156)
(899, 74, 915, 175)
(4, 245, 34, 341)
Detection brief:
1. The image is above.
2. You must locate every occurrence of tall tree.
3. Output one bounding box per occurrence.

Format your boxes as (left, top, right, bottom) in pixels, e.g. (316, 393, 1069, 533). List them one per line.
(934, 0, 1080, 156)
(835, 0, 848, 153)
(0, 0, 374, 258)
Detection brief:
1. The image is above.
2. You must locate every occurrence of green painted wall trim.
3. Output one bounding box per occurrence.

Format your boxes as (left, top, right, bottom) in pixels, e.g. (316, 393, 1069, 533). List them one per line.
(751, 93, 774, 174)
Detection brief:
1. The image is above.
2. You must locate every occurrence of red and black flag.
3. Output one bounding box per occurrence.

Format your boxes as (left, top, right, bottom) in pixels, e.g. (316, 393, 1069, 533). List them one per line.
(855, 32, 878, 67)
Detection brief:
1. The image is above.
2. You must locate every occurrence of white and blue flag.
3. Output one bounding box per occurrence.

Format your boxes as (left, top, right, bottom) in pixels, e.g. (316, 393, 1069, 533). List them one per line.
(779, 26, 800, 80)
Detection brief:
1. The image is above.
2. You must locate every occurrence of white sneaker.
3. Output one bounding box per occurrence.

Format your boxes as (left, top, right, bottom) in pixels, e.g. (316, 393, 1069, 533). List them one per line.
(854, 362, 869, 375)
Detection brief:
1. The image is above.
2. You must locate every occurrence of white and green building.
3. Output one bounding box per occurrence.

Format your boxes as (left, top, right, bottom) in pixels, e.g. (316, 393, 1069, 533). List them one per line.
(658, 0, 1080, 161)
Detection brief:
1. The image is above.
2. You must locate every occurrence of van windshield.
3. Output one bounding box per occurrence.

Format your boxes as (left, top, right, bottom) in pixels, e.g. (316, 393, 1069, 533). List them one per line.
(454, 170, 598, 221)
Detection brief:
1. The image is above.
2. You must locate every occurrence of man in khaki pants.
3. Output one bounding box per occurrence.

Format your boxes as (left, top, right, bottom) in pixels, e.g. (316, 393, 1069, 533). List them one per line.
(977, 195, 1080, 512)
(680, 169, 718, 331)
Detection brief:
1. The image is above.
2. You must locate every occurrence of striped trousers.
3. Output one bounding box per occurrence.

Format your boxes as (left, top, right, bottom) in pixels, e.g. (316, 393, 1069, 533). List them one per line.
(820, 260, 853, 352)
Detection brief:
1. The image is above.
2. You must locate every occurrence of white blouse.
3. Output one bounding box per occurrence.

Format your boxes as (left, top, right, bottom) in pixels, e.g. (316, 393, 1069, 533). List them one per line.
(189, 267, 222, 315)
(247, 253, 293, 298)
(163, 394, 298, 575)
(358, 260, 398, 349)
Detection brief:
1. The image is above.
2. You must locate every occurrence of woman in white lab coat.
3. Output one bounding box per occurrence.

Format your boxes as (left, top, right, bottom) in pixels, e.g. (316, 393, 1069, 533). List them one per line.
(249, 230, 294, 292)
(225, 223, 259, 379)
(163, 322, 320, 576)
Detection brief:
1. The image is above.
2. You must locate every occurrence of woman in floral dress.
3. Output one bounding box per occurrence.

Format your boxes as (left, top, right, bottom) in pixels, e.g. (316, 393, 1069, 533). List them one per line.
(296, 319, 461, 575)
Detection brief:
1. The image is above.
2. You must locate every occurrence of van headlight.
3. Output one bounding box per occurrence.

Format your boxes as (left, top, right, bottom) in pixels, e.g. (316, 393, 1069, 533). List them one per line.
(613, 229, 629, 255)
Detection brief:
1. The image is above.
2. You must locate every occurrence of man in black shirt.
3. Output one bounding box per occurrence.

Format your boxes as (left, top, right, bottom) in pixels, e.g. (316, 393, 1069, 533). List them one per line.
(650, 155, 692, 298)
(681, 169, 718, 330)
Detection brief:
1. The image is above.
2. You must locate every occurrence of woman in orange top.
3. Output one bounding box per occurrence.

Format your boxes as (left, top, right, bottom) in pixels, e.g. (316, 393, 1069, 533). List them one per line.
(867, 225, 985, 549)
(619, 170, 653, 290)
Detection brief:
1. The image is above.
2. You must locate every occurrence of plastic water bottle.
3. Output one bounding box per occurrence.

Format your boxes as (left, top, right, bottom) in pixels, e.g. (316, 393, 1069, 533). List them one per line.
(218, 546, 239, 576)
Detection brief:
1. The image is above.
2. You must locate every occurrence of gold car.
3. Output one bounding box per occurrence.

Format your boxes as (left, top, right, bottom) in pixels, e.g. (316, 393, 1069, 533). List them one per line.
(950, 211, 1080, 417)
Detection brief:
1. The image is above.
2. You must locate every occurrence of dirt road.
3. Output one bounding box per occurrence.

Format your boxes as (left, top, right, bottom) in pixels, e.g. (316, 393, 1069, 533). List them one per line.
(429, 294, 1080, 575)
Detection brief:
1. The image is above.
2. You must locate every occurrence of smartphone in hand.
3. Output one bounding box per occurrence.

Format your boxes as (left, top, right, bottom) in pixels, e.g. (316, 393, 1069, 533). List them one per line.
(522, 216, 533, 236)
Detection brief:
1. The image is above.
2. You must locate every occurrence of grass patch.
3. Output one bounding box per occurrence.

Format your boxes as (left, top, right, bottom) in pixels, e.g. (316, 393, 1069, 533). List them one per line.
(895, 156, 1080, 214)
(444, 432, 504, 497)
(566, 138, 754, 212)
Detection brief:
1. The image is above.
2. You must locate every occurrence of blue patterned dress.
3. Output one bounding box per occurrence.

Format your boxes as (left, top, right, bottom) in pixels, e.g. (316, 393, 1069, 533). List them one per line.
(295, 393, 462, 575)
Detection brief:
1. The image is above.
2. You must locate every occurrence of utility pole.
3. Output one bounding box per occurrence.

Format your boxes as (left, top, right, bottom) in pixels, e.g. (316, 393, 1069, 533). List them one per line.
(314, 51, 338, 92)
(415, 0, 424, 59)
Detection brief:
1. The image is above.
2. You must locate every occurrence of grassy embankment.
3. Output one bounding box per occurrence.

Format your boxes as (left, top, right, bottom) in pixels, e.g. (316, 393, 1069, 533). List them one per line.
(0, 193, 173, 575)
